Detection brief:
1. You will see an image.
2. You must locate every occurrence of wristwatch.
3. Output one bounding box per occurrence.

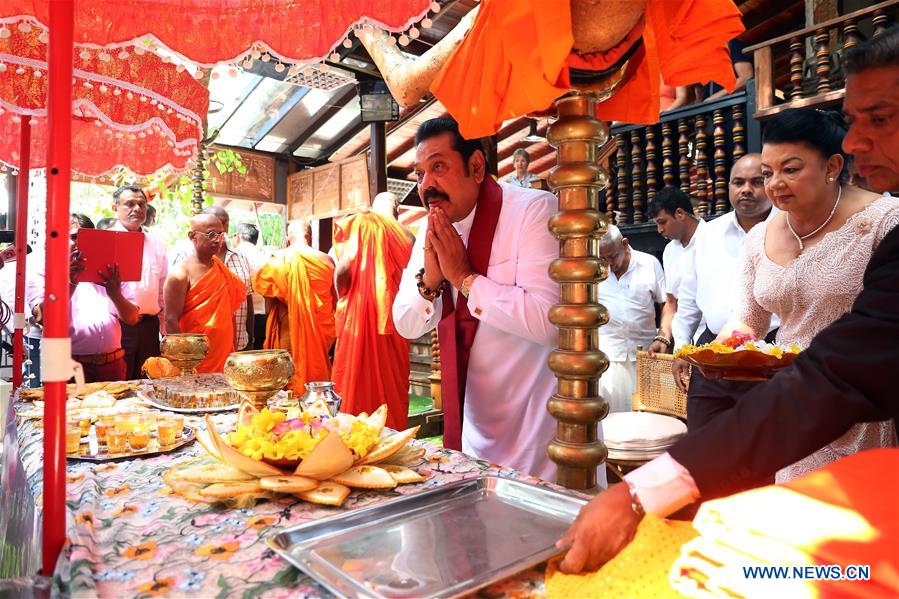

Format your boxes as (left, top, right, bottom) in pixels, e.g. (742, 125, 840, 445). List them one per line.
(459, 273, 479, 298)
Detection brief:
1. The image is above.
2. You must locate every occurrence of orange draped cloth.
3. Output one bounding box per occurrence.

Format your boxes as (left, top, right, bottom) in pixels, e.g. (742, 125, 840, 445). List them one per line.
(672, 448, 899, 598)
(253, 246, 336, 395)
(431, 0, 745, 138)
(179, 257, 247, 373)
(332, 214, 413, 430)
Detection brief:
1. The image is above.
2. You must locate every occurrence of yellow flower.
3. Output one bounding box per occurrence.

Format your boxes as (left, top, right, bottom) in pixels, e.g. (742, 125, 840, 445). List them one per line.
(136, 577, 174, 595)
(195, 541, 240, 560)
(339, 420, 380, 458)
(122, 540, 157, 560)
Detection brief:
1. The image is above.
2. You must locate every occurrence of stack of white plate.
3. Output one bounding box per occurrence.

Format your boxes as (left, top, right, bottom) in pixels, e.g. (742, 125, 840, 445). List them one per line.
(604, 411, 688, 462)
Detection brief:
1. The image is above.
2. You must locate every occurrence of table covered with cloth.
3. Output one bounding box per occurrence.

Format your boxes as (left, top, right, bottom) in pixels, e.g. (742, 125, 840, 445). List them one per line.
(9, 390, 558, 598)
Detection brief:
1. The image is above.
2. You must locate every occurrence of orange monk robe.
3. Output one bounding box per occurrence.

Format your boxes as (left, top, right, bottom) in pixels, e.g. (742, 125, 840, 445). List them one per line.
(253, 246, 336, 395)
(431, 0, 744, 138)
(179, 256, 247, 373)
(332, 214, 413, 430)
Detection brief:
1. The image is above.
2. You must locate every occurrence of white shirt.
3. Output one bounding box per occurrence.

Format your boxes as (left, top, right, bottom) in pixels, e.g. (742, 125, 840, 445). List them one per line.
(598, 250, 665, 363)
(662, 219, 704, 298)
(504, 172, 539, 188)
(0, 252, 41, 337)
(112, 221, 167, 317)
(233, 242, 268, 314)
(393, 183, 560, 480)
(672, 209, 779, 347)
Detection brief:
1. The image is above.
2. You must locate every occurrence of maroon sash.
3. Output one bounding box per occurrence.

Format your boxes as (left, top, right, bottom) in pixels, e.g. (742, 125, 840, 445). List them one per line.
(438, 178, 503, 451)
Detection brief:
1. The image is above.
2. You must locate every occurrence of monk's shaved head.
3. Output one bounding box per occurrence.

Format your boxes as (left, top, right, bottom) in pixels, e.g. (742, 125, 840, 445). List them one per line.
(287, 219, 312, 247)
(371, 192, 400, 218)
(190, 213, 224, 231)
(201, 205, 229, 229)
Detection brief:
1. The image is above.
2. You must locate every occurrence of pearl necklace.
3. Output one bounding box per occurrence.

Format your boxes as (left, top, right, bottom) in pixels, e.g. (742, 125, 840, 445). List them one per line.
(786, 185, 842, 251)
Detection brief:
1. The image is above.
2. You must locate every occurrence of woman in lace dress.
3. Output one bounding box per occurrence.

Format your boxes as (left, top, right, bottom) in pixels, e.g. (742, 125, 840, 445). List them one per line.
(726, 108, 899, 482)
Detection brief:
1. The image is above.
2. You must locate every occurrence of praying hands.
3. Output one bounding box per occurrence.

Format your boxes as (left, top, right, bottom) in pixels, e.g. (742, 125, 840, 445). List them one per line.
(426, 207, 474, 289)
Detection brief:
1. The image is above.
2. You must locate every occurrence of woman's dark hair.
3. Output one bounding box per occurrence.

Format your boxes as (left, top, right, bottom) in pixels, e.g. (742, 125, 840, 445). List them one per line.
(70, 213, 95, 229)
(762, 108, 850, 181)
(647, 186, 695, 219)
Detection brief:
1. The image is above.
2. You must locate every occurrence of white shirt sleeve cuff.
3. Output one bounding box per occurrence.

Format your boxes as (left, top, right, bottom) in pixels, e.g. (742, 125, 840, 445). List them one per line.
(624, 452, 701, 517)
(466, 275, 498, 321)
(409, 288, 442, 321)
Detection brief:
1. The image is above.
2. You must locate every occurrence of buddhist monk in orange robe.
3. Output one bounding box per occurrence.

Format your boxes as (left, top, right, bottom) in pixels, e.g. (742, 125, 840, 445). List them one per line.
(164, 214, 247, 373)
(253, 220, 336, 396)
(333, 193, 414, 430)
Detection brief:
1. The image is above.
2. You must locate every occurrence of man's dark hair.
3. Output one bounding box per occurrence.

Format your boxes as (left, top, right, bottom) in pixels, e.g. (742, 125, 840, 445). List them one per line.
(70, 213, 95, 229)
(96, 217, 117, 230)
(845, 25, 899, 75)
(112, 185, 148, 203)
(414, 117, 485, 175)
(763, 108, 850, 180)
(647, 186, 695, 220)
(236, 222, 259, 244)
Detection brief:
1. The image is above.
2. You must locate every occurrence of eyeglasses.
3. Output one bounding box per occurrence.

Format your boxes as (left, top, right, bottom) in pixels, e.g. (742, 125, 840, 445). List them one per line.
(194, 231, 225, 240)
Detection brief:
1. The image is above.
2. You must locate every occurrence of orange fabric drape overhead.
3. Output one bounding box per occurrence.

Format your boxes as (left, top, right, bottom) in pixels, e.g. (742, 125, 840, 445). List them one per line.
(332, 213, 413, 430)
(179, 257, 246, 373)
(431, 0, 744, 138)
(253, 246, 336, 396)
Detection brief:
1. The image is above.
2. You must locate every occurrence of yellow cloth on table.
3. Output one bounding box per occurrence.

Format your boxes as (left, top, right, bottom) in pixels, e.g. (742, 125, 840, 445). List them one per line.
(671, 448, 899, 599)
(546, 515, 697, 598)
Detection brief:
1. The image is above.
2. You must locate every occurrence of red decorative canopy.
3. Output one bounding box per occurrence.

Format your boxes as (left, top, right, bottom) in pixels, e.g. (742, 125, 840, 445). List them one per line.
(0, 0, 433, 66)
(0, 24, 207, 177)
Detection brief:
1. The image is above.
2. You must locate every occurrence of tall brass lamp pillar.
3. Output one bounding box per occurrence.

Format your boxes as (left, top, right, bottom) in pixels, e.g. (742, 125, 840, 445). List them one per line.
(546, 92, 610, 491)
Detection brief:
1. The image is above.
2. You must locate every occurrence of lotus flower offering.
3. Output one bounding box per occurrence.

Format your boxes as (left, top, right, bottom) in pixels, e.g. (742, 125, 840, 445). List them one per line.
(675, 331, 802, 381)
(164, 401, 423, 507)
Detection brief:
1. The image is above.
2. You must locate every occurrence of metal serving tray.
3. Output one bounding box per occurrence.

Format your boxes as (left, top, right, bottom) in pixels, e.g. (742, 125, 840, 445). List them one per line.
(67, 426, 195, 462)
(139, 391, 240, 414)
(267, 476, 587, 598)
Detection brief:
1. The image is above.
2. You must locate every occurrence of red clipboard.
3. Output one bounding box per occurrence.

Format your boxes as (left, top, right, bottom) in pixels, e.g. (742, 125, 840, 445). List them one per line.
(74, 229, 144, 284)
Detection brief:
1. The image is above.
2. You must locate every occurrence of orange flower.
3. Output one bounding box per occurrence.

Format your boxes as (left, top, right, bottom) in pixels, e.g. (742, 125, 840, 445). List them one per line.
(136, 577, 174, 596)
(248, 516, 275, 530)
(195, 541, 240, 560)
(121, 540, 157, 561)
(75, 512, 94, 529)
(66, 473, 85, 483)
(112, 504, 138, 517)
(104, 484, 130, 497)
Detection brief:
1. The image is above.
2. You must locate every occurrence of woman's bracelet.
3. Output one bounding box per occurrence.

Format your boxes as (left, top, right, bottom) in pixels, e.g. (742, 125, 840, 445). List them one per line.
(415, 268, 447, 300)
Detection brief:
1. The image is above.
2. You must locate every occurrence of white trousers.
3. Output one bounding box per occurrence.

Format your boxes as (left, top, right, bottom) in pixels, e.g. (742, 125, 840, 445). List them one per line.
(601, 360, 636, 414)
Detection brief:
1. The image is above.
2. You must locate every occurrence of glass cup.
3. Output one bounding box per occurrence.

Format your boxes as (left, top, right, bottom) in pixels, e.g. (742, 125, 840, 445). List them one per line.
(171, 415, 185, 438)
(77, 415, 92, 438)
(128, 428, 150, 451)
(142, 412, 158, 435)
(157, 418, 178, 447)
(95, 419, 111, 445)
(106, 428, 127, 454)
(66, 425, 82, 454)
(115, 412, 138, 435)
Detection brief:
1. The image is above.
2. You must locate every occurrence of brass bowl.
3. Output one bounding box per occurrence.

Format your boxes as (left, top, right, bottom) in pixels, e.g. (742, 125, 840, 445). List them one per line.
(223, 350, 295, 410)
(161, 333, 209, 375)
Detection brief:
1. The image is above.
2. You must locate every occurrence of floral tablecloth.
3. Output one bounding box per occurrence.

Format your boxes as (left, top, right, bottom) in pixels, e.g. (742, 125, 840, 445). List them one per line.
(13, 398, 554, 598)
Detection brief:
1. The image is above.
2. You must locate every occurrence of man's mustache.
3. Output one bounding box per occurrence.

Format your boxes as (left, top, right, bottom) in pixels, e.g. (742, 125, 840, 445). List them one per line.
(422, 188, 449, 204)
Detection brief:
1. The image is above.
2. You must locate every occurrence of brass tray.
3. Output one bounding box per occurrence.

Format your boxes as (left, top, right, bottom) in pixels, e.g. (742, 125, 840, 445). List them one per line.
(139, 391, 240, 414)
(67, 426, 196, 462)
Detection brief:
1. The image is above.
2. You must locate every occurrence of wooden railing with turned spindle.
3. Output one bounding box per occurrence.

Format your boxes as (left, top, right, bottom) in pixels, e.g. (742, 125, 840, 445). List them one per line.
(748, 0, 898, 120)
(607, 88, 758, 225)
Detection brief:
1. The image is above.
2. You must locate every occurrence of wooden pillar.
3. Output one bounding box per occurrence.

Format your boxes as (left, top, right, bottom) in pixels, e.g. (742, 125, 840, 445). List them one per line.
(661, 122, 675, 188)
(615, 134, 629, 224)
(789, 37, 804, 100)
(843, 19, 861, 51)
(712, 109, 728, 215)
(630, 130, 644, 223)
(606, 142, 617, 223)
(677, 118, 690, 195)
(814, 28, 832, 94)
(732, 104, 746, 160)
(429, 329, 442, 410)
(694, 114, 709, 216)
(645, 126, 658, 204)
(369, 121, 387, 199)
(872, 9, 889, 36)
(317, 218, 333, 253)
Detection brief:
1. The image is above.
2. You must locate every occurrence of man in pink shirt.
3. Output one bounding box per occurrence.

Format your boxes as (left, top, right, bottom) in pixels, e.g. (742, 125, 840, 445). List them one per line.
(27, 215, 139, 383)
